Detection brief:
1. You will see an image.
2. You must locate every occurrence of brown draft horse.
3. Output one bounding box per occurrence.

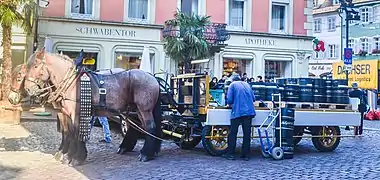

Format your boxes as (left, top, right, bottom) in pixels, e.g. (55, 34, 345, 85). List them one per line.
(8, 47, 162, 165)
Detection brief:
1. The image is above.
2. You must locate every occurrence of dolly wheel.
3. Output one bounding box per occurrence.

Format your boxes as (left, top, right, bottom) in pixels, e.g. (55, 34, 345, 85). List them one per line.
(261, 147, 271, 158)
(271, 147, 284, 160)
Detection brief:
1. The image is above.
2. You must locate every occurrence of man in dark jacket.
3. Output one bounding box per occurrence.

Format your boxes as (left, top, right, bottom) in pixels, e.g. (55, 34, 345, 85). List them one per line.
(349, 82, 367, 135)
(223, 73, 256, 161)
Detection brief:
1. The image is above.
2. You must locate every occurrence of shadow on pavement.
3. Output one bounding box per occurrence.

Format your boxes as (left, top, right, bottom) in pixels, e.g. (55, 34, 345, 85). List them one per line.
(0, 164, 22, 180)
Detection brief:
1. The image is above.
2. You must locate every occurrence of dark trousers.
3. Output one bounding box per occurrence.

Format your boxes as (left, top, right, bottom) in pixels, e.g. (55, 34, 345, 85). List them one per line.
(355, 112, 364, 135)
(226, 116, 252, 157)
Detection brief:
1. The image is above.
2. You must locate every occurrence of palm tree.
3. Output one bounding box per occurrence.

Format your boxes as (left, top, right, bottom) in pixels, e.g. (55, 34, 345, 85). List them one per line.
(0, 0, 36, 100)
(163, 11, 212, 73)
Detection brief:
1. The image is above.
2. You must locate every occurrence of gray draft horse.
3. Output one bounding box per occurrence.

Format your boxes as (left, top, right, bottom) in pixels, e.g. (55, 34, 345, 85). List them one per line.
(8, 47, 162, 165)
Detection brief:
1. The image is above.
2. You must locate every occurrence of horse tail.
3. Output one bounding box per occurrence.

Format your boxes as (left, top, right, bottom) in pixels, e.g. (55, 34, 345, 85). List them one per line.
(153, 88, 162, 153)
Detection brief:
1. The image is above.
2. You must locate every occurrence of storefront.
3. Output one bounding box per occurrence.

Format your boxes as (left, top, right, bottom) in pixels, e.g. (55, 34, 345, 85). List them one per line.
(37, 17, 165, 72)
(211, 32, 314, 81)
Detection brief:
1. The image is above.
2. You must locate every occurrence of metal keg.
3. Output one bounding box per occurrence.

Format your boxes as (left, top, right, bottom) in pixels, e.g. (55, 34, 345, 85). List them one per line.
(275, 78, 287, 101)
(251, 82, 266, 101)
(265, 82, 280, 101)
(275, 108, 295, 159)
(332, 79, 349, 104)
(313, 78, 326, 103)
(284, 78, 299, 102)
(325, 78, 333, 103)
(298, 78, 314, 102)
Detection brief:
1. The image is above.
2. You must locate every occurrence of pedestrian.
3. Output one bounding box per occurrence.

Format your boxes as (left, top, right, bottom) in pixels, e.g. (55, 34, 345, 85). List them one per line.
(223, 73, 256, 161)
(348, 82, 368, 135)
(218, 75, 227, 89)
(256, 76, 263, 82)
(249, 78, 255, 83)
(91, 116, 112, 143)
(210, 77, 219, 89)
(241, 73, 248, 82)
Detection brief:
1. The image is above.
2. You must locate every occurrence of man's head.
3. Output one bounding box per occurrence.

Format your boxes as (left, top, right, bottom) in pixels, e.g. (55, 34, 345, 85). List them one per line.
(352, 82, 359, 89)
(231, 73, 241, 82)
(243, 73, 247, 78)
(257, 76, 263, 81)
(222, 75, 227, 80)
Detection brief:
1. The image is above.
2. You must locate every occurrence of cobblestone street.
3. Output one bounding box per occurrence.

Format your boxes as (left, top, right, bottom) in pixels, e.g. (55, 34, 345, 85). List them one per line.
(1, 120, 380, 180)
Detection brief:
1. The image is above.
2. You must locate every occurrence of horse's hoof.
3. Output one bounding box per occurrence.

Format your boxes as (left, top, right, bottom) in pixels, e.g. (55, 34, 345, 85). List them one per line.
(68, 159, 84, 167)
(138, 153, 153, 162)
(117, 148, 128, 154)
(60, 154, 71, 164)
(53, 151, 63, 161)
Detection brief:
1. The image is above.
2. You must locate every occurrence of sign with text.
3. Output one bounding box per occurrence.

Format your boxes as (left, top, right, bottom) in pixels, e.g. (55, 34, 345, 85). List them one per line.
(343, 48, 353, 70)
(332, 60, 378, 89)
(76, 27, 137, 37)
(245, 38, 275, 46)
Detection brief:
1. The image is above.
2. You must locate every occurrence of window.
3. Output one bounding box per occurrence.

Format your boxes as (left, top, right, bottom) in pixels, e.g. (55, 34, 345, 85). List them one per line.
(348, 39, 355, 49)
(328, 17, 336, 31)
(271, 4, 286, 33)
(328, 44, 337, 58)
(361, 7, 369, 23)
(374, 37, 380, 50)
(360, 38, 369, 53)
(223, 59, 248, 76)
(71, 0, 93, 18)
(313, 0, 318, 8)
(228, 0, 245, 29)
(332, 0, 340, 5)
(128, 0, 148, 23)
(314, 19, 321, 33)
(115, 52, 154, 72)
(265, 61, 291, 81)
(61, 51, 98, 70)
(181, 0, 199, 15)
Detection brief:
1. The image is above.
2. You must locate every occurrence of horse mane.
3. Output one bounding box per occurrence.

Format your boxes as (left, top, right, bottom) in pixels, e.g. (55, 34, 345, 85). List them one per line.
(26, 52, 74, 69)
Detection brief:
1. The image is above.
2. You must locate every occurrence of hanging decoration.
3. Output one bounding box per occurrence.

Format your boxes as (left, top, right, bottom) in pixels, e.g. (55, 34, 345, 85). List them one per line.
(313, 38, 325, 52)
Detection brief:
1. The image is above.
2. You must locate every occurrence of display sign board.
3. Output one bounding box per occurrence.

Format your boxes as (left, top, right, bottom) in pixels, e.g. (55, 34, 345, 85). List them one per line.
(343, 48, 353, 70)
(332, 60, 378, 89)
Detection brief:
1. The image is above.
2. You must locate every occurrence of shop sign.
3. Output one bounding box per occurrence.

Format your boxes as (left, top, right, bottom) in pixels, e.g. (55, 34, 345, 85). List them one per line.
(245, 38, 275, 46)
(76, 27, 137, 37)
(309, 65, 332, 71)
(332, 60, 378, 89)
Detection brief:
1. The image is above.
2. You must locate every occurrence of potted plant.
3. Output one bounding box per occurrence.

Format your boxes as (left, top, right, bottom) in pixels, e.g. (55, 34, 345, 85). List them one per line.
(372, 49, 380, 55)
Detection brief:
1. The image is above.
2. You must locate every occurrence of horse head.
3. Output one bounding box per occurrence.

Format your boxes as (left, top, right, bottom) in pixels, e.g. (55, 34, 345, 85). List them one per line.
(8, 64, 28, 105)
(23, 47, 74, 97)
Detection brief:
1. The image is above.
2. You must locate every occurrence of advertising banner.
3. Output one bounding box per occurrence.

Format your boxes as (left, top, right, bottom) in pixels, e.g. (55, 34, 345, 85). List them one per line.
(332, 60, 378, 89)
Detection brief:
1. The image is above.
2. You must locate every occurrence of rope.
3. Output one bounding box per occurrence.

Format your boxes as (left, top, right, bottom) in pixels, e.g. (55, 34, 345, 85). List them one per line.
(120, 114, 178, 143)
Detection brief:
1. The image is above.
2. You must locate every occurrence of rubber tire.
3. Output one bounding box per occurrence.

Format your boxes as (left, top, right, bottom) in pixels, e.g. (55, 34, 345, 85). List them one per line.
(312, 126, 341, 152)
(201, 125, 229, 156)
(176, 136, 202, 150)
(293, 127, 304, 146)
(271, 147, 284, 160)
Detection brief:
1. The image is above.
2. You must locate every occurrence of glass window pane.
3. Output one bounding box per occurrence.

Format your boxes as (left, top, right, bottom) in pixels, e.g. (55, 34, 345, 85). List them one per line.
(229, 0, 244, 27)
(115, 52, 142, 70)
(272, 5, 285, 30)
(129, 0, 148, 19)
(61, 51, 98, 70)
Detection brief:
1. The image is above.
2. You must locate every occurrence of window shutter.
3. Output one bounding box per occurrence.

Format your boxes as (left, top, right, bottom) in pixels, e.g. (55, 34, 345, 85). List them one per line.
(375, 5, 380, 23)
(368, 7, 374, 23)
(368, 37, 373, 54)
(335, 44, 339, 59)
(354, 38, 360, 54)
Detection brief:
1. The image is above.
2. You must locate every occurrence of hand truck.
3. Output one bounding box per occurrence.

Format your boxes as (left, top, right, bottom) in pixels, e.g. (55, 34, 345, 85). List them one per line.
(257, 93, 285, 160)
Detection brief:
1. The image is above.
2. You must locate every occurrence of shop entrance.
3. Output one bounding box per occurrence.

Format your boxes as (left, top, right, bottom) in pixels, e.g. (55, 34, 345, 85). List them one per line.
(223, 58, 251, 76)
(264, 60, 292, 81)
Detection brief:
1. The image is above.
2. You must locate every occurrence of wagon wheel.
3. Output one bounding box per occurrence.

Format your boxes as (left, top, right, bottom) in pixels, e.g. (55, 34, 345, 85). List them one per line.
(312, 126, 341, 152)
(201, 125, 230, 156)
(293, 127, 305, 146)
(176, 126, 202, 150)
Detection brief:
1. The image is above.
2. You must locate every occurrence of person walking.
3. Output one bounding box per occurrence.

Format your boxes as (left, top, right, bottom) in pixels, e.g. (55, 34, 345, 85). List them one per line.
(91, 116, 112, 143)
(349, 82, 368, 135)
(223, 73, 256, 161)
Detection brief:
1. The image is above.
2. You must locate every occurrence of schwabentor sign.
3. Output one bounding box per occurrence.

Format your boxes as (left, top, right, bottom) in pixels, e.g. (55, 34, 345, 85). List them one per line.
(76, 27, 136, 37)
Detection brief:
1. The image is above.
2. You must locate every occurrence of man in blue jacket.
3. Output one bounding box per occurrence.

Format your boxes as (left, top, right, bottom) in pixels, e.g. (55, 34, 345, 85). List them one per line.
(223, 73, 256, 161)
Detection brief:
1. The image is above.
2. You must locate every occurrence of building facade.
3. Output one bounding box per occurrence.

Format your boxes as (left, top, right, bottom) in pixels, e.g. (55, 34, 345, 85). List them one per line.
(39, 0, 314, 80)
(309, 0, 342, 77)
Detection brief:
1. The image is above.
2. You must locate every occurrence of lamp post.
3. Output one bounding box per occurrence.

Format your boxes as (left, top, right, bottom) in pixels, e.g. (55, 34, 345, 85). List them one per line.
(339, 0, 361, 81)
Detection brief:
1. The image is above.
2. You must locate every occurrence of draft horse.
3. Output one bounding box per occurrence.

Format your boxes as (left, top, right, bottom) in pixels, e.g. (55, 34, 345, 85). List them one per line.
(8, 48, 162, 165)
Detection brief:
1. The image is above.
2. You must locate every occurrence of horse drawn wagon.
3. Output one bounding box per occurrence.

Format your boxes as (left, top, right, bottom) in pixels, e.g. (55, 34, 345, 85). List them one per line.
(153, 72, 361, 157)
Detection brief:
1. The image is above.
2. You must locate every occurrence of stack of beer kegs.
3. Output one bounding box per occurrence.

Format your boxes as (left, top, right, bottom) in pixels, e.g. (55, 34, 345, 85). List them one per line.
(325, 78, 333, 103)
(265, 82, 280, 101)
(284, 78, 299, 102)
(298, 78, 314, 102)
(275, 78, 287, 101)
(313, 78, 326, 103)
(332, 79, 349, 104)
(250, 82, 266, 101)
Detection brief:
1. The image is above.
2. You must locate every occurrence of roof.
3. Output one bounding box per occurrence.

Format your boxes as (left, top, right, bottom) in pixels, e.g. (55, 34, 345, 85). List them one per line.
(313, 0, 379, 15)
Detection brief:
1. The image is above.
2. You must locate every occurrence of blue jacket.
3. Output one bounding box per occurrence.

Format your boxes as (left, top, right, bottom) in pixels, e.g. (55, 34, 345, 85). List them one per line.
(226, 81, 256, 119)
